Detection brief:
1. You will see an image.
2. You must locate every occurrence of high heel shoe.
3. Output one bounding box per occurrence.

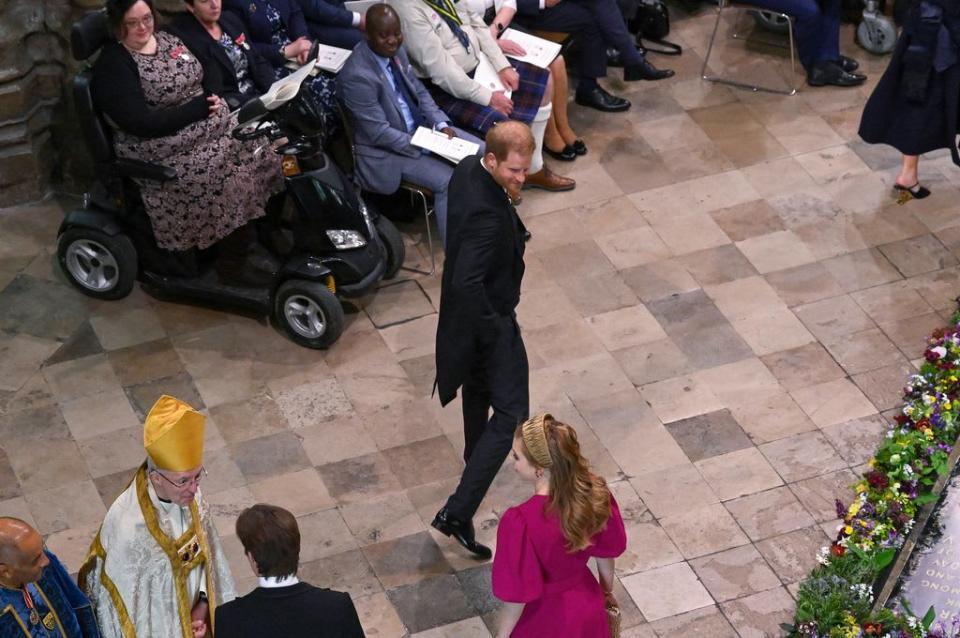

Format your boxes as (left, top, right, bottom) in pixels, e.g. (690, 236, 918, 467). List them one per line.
(571, 139, 587, 156)
(893, 182, 931, 205)
(544, 144, 577, 161)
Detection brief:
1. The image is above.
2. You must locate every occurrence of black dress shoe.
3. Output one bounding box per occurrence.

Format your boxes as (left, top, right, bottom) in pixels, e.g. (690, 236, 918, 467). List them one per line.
(431, 508, 492, 559)
(572, 139, 587, 156)
(575, 86, 631, 112)
(544, 144, 577, 161)
(523, 229, 532, 242)
(807, 61, 866, 87)
(837, 55, 860, 73)
(624, 58, 675, 81)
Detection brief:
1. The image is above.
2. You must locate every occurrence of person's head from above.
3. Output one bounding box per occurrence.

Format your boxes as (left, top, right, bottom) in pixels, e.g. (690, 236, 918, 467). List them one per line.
(236, 504, 300, 581)
(365, 4, 403, 59)
(0, 518, 49, 589)
(484, 121, 535, 197)
(144, 395, 206, 507)
(106, 0, 158, 50)
(183, 0, 222, 28)
(512, 414, 611, 551)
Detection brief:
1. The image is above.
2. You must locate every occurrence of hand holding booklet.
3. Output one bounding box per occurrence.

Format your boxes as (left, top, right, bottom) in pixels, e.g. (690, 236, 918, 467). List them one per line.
(284, 44, 353, 74)
(500, 29, 562, 69)
(410, 127, 480, 164)
(473, 52, 511, 99)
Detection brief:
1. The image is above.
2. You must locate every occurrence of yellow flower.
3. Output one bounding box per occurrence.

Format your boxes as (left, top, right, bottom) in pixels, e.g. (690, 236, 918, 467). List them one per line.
(844, 525, 854, 534)
(924, 428, 934, 440)
(945, 401, 953, 410)
(855, 483, 868, 494)
(848, 501, 861, 517)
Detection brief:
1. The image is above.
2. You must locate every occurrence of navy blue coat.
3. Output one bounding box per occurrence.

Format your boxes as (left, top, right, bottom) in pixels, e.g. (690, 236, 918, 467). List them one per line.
(298, 0, 353, 28)
(223, 0, 310, 66)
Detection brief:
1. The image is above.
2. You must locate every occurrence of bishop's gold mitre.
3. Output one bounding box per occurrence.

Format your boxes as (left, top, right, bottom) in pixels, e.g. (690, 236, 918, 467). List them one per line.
(144, 395, 205, 472)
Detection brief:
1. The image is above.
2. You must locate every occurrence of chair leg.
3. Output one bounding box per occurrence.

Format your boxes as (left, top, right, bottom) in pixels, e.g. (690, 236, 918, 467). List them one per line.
(786, 17, 798, 96)
(400, 190, 436, 276)
(700, 3, 724, 81)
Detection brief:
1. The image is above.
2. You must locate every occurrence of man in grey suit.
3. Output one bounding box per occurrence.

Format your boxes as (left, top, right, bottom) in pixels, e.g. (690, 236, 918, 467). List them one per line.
(337, 3, 482, 245)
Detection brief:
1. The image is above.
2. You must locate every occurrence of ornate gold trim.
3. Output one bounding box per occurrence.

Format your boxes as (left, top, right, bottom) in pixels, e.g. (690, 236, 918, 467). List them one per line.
(135, 465, 207, 638)
(33, 583, 66, 636)
(0, 603, 30, 636)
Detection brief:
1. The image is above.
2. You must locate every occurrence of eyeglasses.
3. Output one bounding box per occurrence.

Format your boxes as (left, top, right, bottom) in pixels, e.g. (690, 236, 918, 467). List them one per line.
(152, 467, 207, 489)
(123, 14, 154, 29)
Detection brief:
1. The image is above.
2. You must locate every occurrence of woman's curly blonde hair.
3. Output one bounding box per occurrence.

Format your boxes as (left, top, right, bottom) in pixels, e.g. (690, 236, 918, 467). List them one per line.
(516, 414, 612, 552)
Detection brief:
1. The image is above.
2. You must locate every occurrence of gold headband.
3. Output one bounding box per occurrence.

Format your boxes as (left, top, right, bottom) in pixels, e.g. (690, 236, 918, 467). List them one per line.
(521, 413, 552, 468)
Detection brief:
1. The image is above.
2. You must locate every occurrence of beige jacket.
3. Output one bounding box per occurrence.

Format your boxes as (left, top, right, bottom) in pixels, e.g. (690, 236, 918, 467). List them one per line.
(388, 0, 511, 106)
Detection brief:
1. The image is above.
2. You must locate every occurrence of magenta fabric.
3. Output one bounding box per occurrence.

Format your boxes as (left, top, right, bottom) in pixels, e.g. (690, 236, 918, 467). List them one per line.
(492, 493, 627, 637)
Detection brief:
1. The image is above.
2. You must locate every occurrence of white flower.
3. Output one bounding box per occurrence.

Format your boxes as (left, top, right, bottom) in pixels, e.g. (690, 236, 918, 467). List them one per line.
(816, 546, 830, 565)
(931, 346, 948, 359)
(903, 465, 914, 477)
(891, 453, 901, 464)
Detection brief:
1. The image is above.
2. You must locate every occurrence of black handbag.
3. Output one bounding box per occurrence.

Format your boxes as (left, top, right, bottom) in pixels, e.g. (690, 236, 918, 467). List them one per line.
(630, 0, 683, 55)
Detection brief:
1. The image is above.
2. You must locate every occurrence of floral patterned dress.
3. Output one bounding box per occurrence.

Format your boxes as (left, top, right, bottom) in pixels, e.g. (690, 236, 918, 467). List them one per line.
(113, 31, 283, 251)
(263, 0, 338, 136)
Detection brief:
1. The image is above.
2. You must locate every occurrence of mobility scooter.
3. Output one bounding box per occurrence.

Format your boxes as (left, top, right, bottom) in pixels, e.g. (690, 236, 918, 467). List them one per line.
(57, 10, 405, 349)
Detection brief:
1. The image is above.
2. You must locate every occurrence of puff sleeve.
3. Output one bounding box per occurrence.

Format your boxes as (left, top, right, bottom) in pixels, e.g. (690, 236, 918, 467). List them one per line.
(492, 507, 544, 603)
(589, 495, 627, 558)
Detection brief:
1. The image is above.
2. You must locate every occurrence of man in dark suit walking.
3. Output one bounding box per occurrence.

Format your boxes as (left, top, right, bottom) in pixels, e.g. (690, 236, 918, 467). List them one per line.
(432, 121, 533, 559)
(215, 504, 364, 638)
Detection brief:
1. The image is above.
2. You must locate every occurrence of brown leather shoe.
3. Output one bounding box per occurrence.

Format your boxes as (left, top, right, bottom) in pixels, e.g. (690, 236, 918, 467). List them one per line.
(522, 167, 576, 192)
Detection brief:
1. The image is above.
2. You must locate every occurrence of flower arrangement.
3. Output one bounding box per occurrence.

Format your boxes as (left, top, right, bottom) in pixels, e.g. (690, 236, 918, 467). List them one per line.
(786, 311, 960, 638)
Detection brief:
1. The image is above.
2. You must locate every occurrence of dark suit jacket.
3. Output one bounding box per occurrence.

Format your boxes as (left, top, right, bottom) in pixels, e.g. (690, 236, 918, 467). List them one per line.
(337, 41, 449, 193)
(298, 0, 354, 27)
(168, 12, 276, 109)
(435, 155, 526, 405)
(214, 582, 364, 638)
(223, 0, 310, 66)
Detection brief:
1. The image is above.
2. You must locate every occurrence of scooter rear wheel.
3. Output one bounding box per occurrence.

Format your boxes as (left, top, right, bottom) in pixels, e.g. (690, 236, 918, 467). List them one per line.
(274, 279, 345, 349)
(57, 227, 137, 300)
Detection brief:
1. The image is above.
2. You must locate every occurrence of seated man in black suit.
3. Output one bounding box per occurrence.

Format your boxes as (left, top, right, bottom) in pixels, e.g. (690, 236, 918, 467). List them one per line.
(215, 505, 364, 638)
(298, 0, 366, 49)
(511, 0, 674, 112)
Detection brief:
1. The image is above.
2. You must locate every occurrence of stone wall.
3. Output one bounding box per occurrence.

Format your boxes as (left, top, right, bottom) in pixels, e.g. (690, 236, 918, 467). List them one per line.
(0, 0, 182, 207)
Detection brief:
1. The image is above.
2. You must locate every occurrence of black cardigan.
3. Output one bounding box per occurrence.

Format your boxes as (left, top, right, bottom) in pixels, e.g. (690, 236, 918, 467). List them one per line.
(92, 36, 209, 139)
(168, 12, 275, 110)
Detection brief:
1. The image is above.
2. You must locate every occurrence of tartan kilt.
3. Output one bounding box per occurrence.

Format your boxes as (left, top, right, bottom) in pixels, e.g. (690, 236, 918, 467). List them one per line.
(426, 59, 549, 134)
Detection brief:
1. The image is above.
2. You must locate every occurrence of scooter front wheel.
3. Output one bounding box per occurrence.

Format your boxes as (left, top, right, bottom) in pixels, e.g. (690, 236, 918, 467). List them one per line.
(274, 279, 345, 349)
(375, 215, 405, 280)
(57, 227, 137, 300)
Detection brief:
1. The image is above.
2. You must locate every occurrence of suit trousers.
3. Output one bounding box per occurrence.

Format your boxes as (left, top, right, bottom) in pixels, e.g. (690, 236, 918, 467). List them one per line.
(305, 21, 363, 49)
(393, 126, 482, 247)
(517, 0, 642, 79)
(734, 0, 841, 69)
(445, 316, 530, 522)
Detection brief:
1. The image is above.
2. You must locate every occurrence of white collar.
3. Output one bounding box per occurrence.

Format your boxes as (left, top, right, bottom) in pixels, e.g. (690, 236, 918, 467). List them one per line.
(258, 575, 299, 589)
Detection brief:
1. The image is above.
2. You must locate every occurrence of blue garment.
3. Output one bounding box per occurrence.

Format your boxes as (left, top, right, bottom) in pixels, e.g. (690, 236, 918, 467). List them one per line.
(733, 0, 841, 69)
(377, 55, 421, 133)
(0, 552, 99, 638)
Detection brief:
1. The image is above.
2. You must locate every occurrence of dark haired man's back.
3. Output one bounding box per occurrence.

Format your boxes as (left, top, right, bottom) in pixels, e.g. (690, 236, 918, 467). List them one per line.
(214, 581, 364, 638)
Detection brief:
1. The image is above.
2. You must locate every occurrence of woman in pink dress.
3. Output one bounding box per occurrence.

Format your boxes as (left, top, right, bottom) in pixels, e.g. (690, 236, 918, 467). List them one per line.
(492, 414, 627, 637)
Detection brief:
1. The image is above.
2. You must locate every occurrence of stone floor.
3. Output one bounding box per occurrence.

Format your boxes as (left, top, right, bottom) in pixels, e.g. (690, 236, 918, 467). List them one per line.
(3, 6, 960, 637)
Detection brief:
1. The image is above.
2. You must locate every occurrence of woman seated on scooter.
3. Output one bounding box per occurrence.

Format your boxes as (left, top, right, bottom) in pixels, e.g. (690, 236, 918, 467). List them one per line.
(93, 0, 283, 273)
(223, 0, 339, 137)
(169, 0, 276, 110)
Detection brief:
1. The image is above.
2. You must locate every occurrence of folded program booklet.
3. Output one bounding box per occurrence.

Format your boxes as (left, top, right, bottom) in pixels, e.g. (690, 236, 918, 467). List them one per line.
(410, 126, 480, 164)
(284, 44, 353, 74)
(500, 29, 561, 69)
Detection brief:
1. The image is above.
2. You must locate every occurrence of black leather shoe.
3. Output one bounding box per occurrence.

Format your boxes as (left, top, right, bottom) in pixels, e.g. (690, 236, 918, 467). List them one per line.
(523, 229, 532, 242)
(624, 58, 675, 81)
(575, 86, 631, 112)
(837, 55, 860, 73)
(807, 61, 866, 87)
(572, 139, 587, 156)
(432, 508, 492, 559)
(544, 144, 577, 161)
